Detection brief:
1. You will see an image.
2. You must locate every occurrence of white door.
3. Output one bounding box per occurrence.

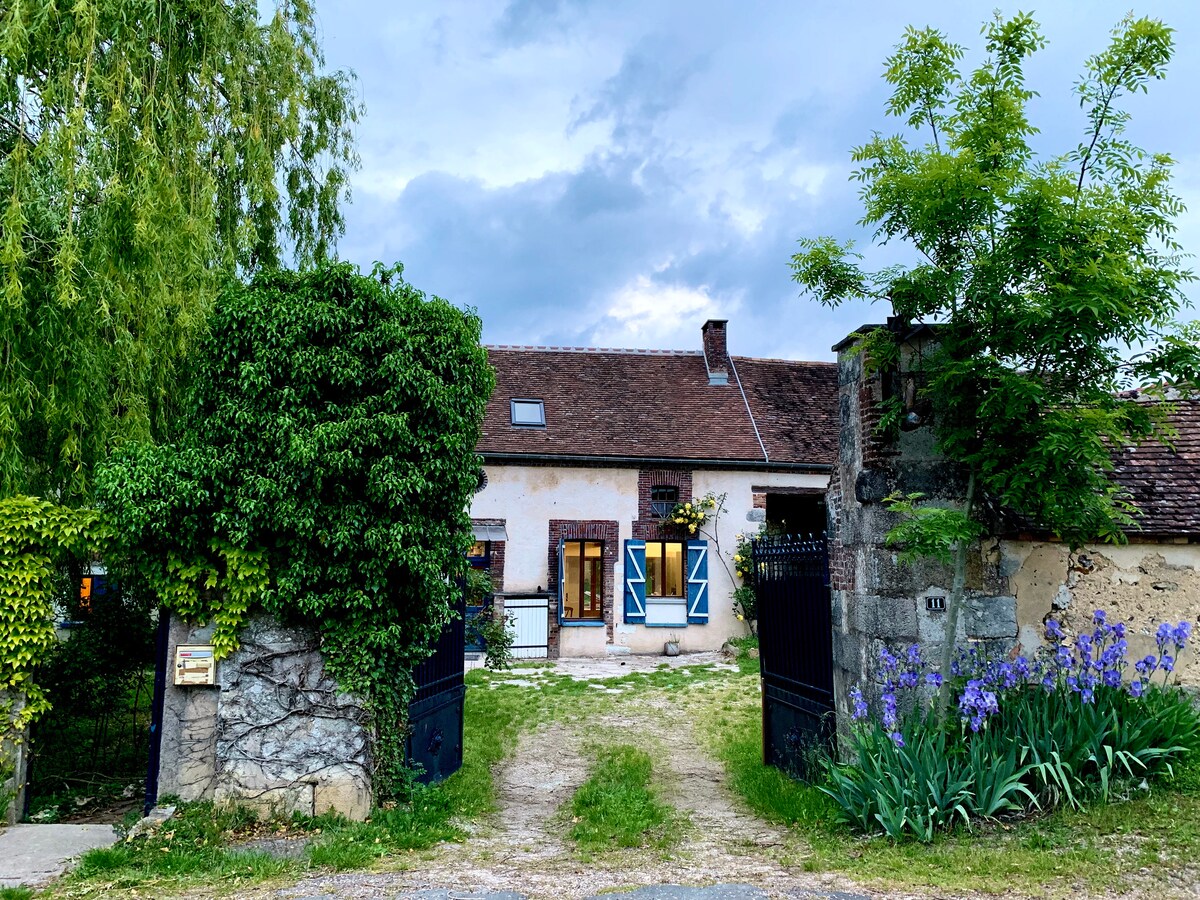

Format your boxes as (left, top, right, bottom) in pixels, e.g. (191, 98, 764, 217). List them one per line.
(505, 595, 549, 659)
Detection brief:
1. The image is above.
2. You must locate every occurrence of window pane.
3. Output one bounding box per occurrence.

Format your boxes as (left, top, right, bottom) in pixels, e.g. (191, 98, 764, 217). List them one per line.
(646, 541, 662, 597)
(468, 541, 487, 558)
(564, 540, 603, 619)
(584, 558, 601, 618)
(664, 542, 685, 598)
(511, 399, 545, 425)
(564, 541, 582, 618)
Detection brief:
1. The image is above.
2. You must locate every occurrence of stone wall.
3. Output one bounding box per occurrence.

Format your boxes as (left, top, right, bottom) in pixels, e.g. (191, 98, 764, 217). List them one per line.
(1, 692, 27, 826)
(828, 330, 1019, 728)
(1000, 539, 1200, 685)
(156, 615, 371, 820)
(828, 326, 1200, 732)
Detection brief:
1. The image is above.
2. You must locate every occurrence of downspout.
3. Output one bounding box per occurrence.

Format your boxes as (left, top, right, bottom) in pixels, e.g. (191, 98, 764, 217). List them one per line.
(729, 356, 769, 463)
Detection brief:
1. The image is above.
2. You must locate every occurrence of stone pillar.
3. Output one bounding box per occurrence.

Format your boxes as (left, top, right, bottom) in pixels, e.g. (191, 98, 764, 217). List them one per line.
(155, 614, 372, 820)
(1, 692, 28, 825)
(827, 327, 1017, 731)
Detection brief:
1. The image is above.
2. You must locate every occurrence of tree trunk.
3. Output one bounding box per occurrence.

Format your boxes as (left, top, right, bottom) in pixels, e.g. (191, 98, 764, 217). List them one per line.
(936, 467, 977, 718)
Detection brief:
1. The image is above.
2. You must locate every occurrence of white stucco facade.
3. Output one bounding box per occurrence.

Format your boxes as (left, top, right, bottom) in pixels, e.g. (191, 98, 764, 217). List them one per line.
(468, 462, 830, 657)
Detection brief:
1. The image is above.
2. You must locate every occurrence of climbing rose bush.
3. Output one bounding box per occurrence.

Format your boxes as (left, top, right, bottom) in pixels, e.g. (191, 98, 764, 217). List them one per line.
(824, 610, 1200, 841)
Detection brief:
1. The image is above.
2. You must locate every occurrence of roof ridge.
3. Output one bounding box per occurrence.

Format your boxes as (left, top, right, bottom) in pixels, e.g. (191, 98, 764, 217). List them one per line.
(486, 344, 703, 356)
(732, 355, 838, 366)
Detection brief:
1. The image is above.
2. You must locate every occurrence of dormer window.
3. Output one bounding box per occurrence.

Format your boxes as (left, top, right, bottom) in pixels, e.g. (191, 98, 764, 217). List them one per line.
(510, 398, 545, 427)
(649, 485, 679, 519)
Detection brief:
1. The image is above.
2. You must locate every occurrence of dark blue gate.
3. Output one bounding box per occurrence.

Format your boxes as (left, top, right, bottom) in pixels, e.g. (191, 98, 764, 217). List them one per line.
(407, 593, 466, 784)
(750, 534, 835, 781)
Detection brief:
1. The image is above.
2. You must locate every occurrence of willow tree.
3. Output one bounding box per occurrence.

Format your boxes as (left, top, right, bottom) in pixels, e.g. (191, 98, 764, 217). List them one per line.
(0, 0, 360, 504)
(792, 14, 1200, 707)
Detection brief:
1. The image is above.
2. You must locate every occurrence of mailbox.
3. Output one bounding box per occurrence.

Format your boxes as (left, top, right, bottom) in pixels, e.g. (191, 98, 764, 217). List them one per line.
(174, 644, 216, 686)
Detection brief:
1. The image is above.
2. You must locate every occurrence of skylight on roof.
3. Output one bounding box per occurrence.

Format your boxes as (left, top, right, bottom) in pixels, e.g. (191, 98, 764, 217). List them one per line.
(510, 398, 545, 427)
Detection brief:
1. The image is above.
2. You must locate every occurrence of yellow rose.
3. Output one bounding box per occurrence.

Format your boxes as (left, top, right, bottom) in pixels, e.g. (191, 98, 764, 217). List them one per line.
(688, 524, 697, 533)
(685, 502, 692, 510)
(737, 614, 745, 621)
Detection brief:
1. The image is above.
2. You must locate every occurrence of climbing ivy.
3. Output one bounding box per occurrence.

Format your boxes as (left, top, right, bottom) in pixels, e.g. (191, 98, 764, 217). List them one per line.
(96, 263, 494, 797)
(0, 497, 100, 733)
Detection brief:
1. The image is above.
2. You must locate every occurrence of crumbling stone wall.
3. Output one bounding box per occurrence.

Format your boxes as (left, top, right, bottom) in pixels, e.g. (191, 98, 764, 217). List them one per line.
(828, 330, 1018, 728)
(828, 327, 1200, 732)
(156, 615, 371, 820)
(1002, 540, 1200, 686)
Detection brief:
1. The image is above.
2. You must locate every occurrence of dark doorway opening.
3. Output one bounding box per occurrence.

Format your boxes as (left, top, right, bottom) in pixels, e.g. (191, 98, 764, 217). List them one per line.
(765, 492, 827, 537)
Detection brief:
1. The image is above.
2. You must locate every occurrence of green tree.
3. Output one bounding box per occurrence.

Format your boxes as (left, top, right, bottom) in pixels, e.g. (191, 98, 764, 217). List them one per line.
(791, 13, 1200, 708)
(96, 263, 495, 797)
(0, 0, 360, 504)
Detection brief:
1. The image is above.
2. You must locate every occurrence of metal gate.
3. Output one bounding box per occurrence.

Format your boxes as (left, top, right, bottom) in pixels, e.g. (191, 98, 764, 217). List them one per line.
(751, 534, 836, 781)
(407, 594, 466, 784)
(503, 594, 550, 659)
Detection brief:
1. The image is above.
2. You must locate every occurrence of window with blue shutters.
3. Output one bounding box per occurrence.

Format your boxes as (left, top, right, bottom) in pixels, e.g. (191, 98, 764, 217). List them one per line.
(623, 540, 646, 624)
(686, 540, 709, 624)
(626, 539, 708, 627)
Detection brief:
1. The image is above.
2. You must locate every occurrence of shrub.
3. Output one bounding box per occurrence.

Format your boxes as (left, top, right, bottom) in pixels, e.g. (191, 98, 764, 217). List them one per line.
(469, 610, 515, 671)
(97, 264, 494, 799)
(823, 611, 1199, 840)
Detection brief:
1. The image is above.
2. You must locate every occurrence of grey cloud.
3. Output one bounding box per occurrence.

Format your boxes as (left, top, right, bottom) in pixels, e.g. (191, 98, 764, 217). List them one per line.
(492, 0, 591, 48)
(570, 36, 710, 146)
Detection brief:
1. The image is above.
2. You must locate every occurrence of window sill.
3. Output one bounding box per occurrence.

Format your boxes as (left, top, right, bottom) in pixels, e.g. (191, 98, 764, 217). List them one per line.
(643, 622, 688, 628)
(560, 619, 606, 627)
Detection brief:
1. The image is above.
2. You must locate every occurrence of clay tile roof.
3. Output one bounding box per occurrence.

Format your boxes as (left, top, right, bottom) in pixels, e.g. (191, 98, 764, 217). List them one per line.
(1114, 398, 1200, 536)
(479, 346, 838, 466)
(732, 357, 840, 465)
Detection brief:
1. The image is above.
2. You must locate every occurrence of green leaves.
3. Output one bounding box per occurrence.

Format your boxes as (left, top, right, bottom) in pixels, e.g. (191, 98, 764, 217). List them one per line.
(0, 497, 102, 732)
(793, 12, 1196, 548)
(0, 0, 360, 505)
(883, 493, 983, 566)
(96, 263, 494, 798)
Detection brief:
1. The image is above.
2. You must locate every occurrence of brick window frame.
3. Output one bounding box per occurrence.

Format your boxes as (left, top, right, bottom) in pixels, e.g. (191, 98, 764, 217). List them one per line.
(634, 469, 693, 542)
(548, 520, 618, 643)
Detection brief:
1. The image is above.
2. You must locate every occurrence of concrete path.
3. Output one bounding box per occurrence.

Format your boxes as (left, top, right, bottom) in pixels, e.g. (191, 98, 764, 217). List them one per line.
(0, 823, 119, 887)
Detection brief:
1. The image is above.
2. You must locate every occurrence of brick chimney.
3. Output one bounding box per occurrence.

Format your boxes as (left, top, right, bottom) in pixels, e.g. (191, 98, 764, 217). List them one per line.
(702, 319, 729, 385)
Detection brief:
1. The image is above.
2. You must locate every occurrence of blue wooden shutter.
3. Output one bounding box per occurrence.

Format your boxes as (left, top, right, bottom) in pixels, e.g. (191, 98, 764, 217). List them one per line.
(557, 537, 566, 623)
(623, 540, 646, 624)
(687, 540, 708, 624)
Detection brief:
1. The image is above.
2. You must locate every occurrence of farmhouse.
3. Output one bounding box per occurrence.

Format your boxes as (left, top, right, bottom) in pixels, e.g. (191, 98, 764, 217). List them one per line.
(467, 320, 839, 658)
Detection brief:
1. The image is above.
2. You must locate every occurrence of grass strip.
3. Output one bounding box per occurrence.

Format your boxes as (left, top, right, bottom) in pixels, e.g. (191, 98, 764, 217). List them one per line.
(568, 745, 672, 852)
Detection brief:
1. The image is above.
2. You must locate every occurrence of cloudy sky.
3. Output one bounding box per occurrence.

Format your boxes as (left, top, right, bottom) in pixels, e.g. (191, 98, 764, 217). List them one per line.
(316, 0, 1200, 362)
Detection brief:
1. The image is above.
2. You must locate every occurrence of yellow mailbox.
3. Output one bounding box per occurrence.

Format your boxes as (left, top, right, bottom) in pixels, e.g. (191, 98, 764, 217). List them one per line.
(174, 644, 216, 686)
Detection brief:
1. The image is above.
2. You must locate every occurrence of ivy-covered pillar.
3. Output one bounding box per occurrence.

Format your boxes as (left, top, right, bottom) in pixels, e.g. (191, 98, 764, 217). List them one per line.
(154, 614, 372, 820)
(826, 326, 1018, 736)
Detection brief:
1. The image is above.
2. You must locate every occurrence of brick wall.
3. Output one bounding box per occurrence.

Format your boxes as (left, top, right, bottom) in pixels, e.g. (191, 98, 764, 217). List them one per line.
(633, 469, 693, 541)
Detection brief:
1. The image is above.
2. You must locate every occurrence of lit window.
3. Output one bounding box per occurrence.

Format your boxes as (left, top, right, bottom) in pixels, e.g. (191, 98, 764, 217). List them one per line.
(649, 485, 679, 519)
(510, 398, 545, 427)
(563, 540, 603, 620)
(645, 541, 685, 598)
